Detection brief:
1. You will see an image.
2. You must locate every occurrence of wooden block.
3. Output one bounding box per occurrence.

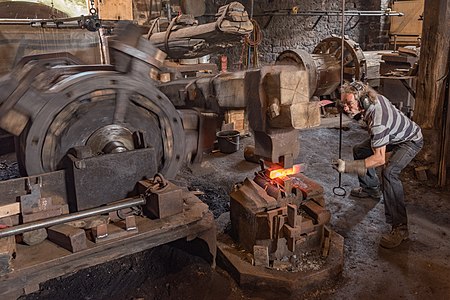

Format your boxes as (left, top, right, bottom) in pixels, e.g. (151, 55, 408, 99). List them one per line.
(0, 203, 20, 219)
(253, 245, 269, 267)
(398, 47, 418, 57)
(94, 0, 133, 21)
(47, 224, 87, 253)
(224, 109, 248, 133)
(291, 101, 321, 129)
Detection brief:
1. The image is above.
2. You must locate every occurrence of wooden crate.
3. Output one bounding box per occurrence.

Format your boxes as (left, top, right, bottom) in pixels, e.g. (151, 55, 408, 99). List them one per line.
(223, 109, 248, 134)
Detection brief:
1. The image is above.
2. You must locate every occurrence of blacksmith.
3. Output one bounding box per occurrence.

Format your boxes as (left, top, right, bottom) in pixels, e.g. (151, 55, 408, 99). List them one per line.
(333, 81, 423, 248)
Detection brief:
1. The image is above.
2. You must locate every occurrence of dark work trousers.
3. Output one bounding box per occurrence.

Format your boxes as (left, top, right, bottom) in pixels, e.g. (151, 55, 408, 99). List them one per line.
(353, 138, 423, 226)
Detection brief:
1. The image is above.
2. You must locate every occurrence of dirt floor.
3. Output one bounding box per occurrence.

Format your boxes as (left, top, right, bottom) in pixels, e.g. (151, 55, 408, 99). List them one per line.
(2, 115, 449, 299)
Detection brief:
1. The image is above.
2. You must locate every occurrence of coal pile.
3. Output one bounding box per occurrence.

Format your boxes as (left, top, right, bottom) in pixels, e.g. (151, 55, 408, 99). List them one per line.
(0, 160, 19, 181)
(188, 183, 230, 218)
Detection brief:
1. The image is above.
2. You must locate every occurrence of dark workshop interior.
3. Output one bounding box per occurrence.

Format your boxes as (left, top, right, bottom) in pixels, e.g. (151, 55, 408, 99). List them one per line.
(0, 0, 449, 299)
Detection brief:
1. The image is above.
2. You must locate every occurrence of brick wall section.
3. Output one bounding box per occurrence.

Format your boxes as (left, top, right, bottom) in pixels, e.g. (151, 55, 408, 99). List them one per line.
(203, 0, 392, 69)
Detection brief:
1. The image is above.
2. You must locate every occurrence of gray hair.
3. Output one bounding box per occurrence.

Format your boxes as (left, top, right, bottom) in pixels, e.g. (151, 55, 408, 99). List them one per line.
(340, 81, 379, 105)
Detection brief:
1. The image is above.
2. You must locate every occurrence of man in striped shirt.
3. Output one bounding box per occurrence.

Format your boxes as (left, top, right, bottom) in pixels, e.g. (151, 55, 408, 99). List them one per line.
(333, 81, 423, 248)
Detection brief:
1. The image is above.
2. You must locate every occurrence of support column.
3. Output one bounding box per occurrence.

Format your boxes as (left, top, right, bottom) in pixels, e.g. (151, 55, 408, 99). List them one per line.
(414, 0, 450, 178)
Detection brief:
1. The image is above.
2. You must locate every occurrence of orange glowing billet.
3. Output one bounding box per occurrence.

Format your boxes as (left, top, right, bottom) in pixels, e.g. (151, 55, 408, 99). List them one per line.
(269, 164, 301, 179)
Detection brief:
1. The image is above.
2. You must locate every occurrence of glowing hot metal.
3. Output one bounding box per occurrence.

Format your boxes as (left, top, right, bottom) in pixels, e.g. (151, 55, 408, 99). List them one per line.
(269, 164, 302, 179)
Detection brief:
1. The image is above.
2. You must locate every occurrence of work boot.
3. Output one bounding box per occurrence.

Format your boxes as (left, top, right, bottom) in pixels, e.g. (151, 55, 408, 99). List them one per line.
(380, 224, 409, 249)
(350, 187, 382, 199)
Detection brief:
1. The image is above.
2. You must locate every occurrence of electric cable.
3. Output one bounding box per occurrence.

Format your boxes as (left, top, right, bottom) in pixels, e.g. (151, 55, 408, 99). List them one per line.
(333, 0, 347, 197)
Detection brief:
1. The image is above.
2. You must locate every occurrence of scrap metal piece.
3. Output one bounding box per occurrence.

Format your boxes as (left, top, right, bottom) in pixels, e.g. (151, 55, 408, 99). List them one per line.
(47, 224, 88, 253)
(93, 223, 108, 240)
(125, 215, 137, 231)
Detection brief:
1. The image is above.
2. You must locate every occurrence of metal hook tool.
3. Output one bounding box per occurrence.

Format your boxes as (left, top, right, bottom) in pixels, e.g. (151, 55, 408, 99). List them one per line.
(333, 0, 347, 197)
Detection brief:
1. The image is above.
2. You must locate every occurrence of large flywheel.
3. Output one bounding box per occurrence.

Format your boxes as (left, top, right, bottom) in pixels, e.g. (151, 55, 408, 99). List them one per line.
(0, 23, 186, 179)
(312, 36, 367, 82)
(18, 72, 184, 177)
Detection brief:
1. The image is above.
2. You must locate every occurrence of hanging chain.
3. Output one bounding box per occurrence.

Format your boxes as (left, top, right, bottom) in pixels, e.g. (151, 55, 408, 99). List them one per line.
(89, 0, 98, 16)
(50, 0, 56, 19)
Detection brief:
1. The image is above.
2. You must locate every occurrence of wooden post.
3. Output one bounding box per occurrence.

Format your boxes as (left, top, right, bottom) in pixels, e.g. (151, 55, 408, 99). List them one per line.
(414, 0, 450, 176)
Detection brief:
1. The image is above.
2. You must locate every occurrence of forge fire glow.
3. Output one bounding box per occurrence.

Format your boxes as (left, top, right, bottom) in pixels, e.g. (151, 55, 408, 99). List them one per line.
(269, 164, 301, 179)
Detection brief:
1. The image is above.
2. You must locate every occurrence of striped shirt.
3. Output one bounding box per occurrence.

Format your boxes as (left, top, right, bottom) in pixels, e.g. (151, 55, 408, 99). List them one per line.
(364, 95, 422, 148)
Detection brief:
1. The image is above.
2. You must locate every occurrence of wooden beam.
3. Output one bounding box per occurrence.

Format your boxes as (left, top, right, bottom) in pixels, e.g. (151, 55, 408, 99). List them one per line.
(146, 2, 253, 59)
(414, 0, 450, 176)
(415, 0, 450, 129)
(0, 203, 20, 219)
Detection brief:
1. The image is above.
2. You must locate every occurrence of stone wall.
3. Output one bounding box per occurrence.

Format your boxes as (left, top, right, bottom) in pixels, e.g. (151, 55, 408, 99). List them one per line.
(203, 0, 392, 70)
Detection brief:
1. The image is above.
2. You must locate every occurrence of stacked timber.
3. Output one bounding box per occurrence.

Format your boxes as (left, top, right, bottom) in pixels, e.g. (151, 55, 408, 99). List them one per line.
(380, 47, 419, 76)
(147, 2, 253, 59)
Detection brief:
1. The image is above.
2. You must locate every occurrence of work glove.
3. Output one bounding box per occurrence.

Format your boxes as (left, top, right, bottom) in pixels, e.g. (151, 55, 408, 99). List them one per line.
(332, 159, 367, 177)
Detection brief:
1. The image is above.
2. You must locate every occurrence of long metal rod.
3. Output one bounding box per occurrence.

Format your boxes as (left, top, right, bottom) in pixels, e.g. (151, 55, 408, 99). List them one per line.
(339, 0, 345, 179)
(0, 10, 403, 27)
(333, 0, 347, 197)
(247, 0, 254, 69)
(0, 17, 117, 29)
(204, 10, 403, 18)
(259, 10, 404, 17)
(0, 196, 145, 239)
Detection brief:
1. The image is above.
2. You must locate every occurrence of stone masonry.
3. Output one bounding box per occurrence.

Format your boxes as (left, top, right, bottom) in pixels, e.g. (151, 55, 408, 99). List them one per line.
(203, 0, 392, 69)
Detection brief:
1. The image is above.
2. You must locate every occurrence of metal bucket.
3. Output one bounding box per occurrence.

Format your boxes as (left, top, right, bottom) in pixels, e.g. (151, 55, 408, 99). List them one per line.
(216, 130, 240, 153)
